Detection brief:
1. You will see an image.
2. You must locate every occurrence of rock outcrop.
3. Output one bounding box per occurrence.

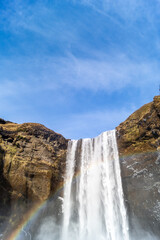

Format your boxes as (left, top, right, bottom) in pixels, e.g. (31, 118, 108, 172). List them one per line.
(0, 96, 160, 238)
(116, 96, 160, 237)
(0, 120, 68, 233)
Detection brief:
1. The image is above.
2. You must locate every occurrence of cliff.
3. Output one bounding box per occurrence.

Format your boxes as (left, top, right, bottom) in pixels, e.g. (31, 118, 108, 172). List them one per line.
(116, 96, 160, 237)
(117, 96, 160, 156)
(0, 120, 68, 233)
(0, 96, 160, 237)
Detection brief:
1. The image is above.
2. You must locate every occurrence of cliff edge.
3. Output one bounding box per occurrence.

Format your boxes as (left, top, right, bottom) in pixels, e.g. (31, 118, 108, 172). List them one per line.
(117, 96, 160, 156)
(0, 121, 68, 233)
(116, 96, 160, 237)
(0, 96, 160, 237)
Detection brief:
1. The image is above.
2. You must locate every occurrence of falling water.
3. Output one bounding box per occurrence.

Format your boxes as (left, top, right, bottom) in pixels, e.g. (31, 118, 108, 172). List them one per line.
(61, 130, 129, 240)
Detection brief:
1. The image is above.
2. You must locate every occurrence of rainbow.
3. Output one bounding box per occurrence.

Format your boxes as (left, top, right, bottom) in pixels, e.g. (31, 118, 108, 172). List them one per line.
(7, 202, 44, 240)
(6, 182, 64, 240)
(5, 149, 156, 240)
(6, 169, 89, 240)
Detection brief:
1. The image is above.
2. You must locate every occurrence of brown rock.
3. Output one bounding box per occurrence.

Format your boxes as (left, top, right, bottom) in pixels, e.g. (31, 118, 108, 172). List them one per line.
(116, 96, 160, 156)
(1, 96, 160, 237)
(0, 121, 68, 233)
(116, 96, 160, 237)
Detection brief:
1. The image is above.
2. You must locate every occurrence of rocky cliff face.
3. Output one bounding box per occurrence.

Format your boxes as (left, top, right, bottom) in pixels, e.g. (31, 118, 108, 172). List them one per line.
(116, 96, 160, 237)
(0, 120, 68, 233)
(0, 96, 160, 238)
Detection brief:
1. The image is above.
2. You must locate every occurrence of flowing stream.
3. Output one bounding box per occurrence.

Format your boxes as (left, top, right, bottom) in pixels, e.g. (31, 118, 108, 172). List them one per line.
(61, 130, 129, 240)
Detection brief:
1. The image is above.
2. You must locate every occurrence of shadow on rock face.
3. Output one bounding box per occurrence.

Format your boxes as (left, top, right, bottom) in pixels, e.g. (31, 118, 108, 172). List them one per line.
(120, 152, 160, 238)
(116, 96, 160, 237)
(0, 146, 12, 233)
(130, 216, 159, 240)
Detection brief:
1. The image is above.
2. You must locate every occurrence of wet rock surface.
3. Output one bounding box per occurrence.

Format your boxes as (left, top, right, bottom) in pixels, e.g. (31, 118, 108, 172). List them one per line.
(0, 121, 68, 234)
(120, 152, 160, 237)
(0, 96, 160, 237)
(116, 96, 160, 236)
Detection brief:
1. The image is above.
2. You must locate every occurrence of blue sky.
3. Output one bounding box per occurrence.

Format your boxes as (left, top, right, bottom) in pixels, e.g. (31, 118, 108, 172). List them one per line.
(0, 0, 160, 139)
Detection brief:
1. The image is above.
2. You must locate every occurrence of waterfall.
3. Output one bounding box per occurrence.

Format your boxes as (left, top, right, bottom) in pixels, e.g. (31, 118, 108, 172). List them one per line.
(61, 130, 129, 240)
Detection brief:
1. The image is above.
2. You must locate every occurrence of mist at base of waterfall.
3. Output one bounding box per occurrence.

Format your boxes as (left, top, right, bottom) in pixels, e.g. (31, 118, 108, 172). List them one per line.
(17, 130, 159, 240)
(18, 190, 159, 240)
(60, 130, 129, 240)
(33, 217, 159, 240)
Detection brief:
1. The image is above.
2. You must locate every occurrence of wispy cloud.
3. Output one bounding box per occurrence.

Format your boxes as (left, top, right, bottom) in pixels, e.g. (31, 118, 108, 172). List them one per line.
(0, 1, 79, 45)
(54, 54, 160, 92)
(0, 0, 159, 139)
(77, 0, 159, 21)
(0, 53, 160, 94)
(76, 0, 160, 44)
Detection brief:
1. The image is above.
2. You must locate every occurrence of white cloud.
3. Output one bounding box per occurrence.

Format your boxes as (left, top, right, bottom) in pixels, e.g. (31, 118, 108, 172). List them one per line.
(0, 53, 160, 95)
(77, 0, 153, 20)
(0, 0, 159, 140)
(0, 1, 79, 44)
(55, 54, 160, 92)
(75, 0, 160, 39)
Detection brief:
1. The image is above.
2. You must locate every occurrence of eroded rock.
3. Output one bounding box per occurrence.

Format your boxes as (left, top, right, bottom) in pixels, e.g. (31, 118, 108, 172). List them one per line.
(116, 96, 160, 236)
(0, 96, 160, 237)
(0, 121, 68, 233)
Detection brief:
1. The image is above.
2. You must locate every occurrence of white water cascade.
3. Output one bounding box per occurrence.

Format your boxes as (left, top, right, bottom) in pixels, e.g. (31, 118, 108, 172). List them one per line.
(61, 130, 129, 240)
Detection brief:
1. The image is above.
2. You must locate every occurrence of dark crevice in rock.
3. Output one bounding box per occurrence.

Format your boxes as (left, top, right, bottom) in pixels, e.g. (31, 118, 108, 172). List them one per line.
(0, 119, 6, 124)
(7, 162, 11, 175)
(25, 178, 28, 203)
